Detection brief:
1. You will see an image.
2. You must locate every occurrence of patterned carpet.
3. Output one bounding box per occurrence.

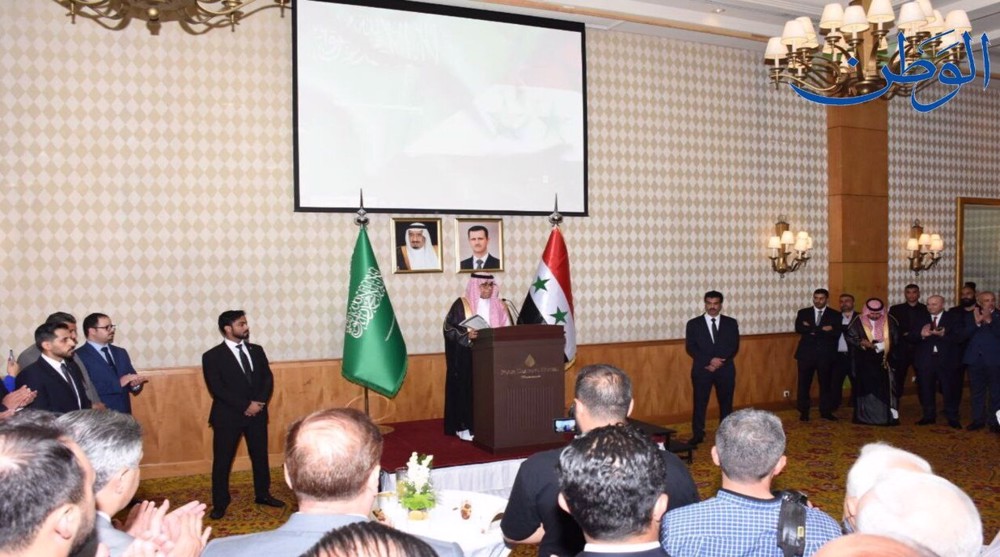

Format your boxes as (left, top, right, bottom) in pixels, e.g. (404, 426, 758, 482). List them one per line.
(134, 394, 999, 552)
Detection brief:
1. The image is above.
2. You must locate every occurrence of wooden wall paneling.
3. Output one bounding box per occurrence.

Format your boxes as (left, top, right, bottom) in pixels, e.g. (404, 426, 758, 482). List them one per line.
(134, 334, 803, 478)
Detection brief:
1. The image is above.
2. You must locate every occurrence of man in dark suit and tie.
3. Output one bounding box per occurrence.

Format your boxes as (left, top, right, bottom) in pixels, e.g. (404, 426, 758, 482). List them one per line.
(889, 283, 927, 398)
(458, 225, 501, 270)
(74, 313, 148, 414)
(962, 291, 1000, 433)
(910, 295, 965, 428)
(556, 425, 670, 557)
(16, 321, 92, 413)
(684, 290, 740, 446)
(202, 310, 284, 519)
(794, 288, 842, 422)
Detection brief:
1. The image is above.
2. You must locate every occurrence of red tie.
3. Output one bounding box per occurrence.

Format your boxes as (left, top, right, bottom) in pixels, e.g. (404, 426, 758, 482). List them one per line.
(933, 315, 939, 328)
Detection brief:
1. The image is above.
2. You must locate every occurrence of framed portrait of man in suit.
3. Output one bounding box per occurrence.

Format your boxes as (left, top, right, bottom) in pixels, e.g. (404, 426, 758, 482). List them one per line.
(392, 218, 444, 273)
(455, 218, 504, 273)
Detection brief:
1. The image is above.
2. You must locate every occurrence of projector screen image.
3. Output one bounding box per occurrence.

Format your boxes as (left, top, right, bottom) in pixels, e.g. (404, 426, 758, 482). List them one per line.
(294, 0, 587, 215)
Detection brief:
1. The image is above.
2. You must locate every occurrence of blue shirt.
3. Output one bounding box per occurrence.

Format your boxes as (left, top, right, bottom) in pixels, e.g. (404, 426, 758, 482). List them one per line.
(660, 489, 841, 557)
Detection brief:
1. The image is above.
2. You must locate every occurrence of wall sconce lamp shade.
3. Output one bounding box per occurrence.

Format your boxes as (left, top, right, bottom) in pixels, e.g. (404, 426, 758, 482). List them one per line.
(768, 218, 813, 278)
(907, 219, 944, 274)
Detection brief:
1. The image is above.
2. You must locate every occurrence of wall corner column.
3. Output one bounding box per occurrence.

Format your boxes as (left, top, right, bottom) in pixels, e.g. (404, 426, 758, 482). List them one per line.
(827, 102, 889, 303)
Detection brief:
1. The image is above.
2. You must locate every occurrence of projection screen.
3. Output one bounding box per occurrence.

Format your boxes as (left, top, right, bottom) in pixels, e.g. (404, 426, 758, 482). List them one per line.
(293, 0, 587, 215)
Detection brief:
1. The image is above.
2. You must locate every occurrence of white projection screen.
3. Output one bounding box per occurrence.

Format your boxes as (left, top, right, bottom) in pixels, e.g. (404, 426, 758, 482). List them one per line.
(293, 0, 587, 215)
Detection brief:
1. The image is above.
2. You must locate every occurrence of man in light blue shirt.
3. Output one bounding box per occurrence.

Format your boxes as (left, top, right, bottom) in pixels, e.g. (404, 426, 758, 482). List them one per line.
(660, 409, 841, 557)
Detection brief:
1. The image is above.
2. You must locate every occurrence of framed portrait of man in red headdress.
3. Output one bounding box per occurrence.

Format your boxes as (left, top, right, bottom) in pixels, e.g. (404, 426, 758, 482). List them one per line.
(455, 218, 504, 273)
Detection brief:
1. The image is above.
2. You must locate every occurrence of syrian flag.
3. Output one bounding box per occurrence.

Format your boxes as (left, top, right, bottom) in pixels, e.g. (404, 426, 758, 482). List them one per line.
(517, 226, 576, 364)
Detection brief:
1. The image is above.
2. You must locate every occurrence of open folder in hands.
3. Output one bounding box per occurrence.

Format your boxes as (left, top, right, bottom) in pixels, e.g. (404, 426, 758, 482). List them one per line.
(459, 315, 490, 330)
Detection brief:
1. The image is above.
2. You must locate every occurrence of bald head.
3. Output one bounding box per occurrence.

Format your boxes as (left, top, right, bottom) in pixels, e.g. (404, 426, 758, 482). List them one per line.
(284, 408, 382, 503)
(926, 295, 945, 314)
(814, 534, 935, 557)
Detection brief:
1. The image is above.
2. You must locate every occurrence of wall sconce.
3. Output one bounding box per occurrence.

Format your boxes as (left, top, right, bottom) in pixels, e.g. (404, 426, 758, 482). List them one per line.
(767, 217, 812, 278)
(906, 220, 943, 274)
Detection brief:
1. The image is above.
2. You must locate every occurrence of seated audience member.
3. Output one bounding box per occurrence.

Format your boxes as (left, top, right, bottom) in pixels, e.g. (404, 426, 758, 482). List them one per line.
(0, 413, 97, 557)
(502, 364, 699, 557)
(17, 322, 92, 413)
(814, 534, 935, 557)
(660, 408, 841, 557)
(202, 408, 461, 557)
(557, 424, 671, 557)
(55, 410, 209, 557)
(1, 358, 36, 417)
(18, 312, 104, 409)
(302, 522, 436, 557)
(855, 470, 982, 557)
(841, 442, 931, 532)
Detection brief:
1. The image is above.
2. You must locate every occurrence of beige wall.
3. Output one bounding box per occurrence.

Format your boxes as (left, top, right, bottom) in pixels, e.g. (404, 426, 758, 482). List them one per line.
(887, 86, 1000, 304)
(1, 3, 830, 369)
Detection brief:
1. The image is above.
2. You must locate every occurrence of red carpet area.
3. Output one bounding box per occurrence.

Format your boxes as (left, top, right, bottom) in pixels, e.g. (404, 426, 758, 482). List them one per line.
(379, 419, 552, 470)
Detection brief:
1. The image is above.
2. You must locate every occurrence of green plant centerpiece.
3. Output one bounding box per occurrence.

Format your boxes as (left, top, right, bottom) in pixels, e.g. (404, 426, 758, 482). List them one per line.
(398, 452, 436, 519)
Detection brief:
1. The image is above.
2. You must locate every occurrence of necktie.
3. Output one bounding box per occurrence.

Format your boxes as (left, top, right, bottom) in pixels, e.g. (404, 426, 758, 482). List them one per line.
(101, 346, 117, 370)
(711, 318, 719, 344)
(61, 362, 83, 409)
(933, 315, 939, 328)
(236, 343, 253, 384)
(817, 309, 823, 323)
(476, 259, 484, 269)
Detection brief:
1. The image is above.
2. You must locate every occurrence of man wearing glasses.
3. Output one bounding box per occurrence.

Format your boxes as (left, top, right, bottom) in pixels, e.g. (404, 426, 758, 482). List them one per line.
(75, 313, 148, 414)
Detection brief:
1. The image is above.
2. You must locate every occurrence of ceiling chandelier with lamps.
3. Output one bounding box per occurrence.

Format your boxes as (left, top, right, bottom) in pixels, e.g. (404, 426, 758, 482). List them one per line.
(55, 0, 291, 35)
(767, 218, 814, 278)
(763, 0, 977, 103)
(906, 219, 944, 274)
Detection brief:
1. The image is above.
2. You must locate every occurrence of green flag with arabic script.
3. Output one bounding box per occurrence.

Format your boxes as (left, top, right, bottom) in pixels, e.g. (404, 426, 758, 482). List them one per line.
(342, 227, 408, 397)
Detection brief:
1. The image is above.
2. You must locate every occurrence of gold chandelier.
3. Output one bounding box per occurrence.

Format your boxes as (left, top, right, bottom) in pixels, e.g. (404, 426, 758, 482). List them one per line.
(763, 0, 975, 102)
(767, 218, 813, 278)
(55, 0, 291, 34)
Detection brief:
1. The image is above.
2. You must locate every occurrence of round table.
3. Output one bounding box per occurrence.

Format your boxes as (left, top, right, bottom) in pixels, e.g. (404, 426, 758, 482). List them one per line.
(376, 489, 510, 557)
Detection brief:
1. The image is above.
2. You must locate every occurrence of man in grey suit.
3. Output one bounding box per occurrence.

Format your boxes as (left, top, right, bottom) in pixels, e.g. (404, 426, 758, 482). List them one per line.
(203, 407, 462, 557)
(56, 409, 209, 557)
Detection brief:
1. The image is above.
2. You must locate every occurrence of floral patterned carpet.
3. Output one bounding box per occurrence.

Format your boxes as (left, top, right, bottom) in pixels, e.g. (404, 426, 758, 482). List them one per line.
(134, 394, 999, 552)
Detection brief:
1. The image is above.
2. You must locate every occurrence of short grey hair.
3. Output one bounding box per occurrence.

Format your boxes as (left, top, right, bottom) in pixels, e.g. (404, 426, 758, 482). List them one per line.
(56, 409, 143, 492)
(714, 409, 785, 482)
(856, 470, 982, 557)
(845, 442, 931, 499)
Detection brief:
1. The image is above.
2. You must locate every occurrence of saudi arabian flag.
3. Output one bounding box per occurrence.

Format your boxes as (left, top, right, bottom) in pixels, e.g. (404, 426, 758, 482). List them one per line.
(342, 227, 408, 397)
(517, 226, 576, 364)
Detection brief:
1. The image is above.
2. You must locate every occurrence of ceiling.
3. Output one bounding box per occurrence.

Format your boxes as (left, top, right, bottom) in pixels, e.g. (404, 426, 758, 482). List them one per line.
(419, 0, 1000, 62)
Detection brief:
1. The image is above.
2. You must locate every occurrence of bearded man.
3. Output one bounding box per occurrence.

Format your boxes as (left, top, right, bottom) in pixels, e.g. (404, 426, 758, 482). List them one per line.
(845, 298, 901, 426)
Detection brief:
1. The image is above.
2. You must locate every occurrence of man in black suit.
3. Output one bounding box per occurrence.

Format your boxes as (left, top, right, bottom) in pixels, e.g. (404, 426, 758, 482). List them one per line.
(458, 225, 501, 270)
(202, 310, 283, 519)
(910, 295, 964, 428)
(794, 288, 842, 422)
(831, 293, 858, 413)
(889, 283, 926, 398)
(557, 424, 670, 557)
(16, 322, 92, 413)
(684, 290, 740, 446)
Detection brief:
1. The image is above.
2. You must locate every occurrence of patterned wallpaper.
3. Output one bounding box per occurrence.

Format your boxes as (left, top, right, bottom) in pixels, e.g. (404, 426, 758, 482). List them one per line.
(0, 2, 829, 367)
(887, 85, 1000, 305)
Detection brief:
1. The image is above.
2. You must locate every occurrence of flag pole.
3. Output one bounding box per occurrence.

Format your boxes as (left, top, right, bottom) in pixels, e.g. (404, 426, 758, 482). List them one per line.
(352, 190, 394, 435)
(550, 193, 562, 228)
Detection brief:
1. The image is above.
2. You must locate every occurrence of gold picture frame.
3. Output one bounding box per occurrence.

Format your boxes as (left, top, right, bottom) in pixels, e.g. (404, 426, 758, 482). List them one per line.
(391, 218, 444, 274)
(454, 218, 504, 273)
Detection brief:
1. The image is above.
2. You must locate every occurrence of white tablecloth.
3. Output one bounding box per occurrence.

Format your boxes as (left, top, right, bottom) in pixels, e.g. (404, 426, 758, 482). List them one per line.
(377, 489, 511, 557)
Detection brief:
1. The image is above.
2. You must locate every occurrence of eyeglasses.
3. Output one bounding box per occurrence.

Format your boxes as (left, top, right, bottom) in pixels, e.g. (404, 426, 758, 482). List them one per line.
(478, 283, 495, 288)
(94, 324, 117, 331)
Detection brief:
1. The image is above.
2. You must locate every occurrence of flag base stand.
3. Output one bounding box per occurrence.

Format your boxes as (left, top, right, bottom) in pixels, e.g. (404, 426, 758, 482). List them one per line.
(351, 388, 394, 434)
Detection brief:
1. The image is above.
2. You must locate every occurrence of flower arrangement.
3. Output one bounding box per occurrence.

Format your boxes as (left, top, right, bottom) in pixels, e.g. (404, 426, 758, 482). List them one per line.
(398, 452, 436, 516)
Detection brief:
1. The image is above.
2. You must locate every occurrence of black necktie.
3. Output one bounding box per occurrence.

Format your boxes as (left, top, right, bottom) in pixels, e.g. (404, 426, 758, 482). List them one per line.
(476, 259, 484, 269)
(711, 318, 719, 344)
(236, 344, 253, 384)
(61, 362, 82, 409)
(101, 346, 117, 370)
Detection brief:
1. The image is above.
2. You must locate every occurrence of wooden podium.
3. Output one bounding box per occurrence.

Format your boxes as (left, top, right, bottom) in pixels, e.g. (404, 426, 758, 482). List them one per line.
(471, 324, 566, 453)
